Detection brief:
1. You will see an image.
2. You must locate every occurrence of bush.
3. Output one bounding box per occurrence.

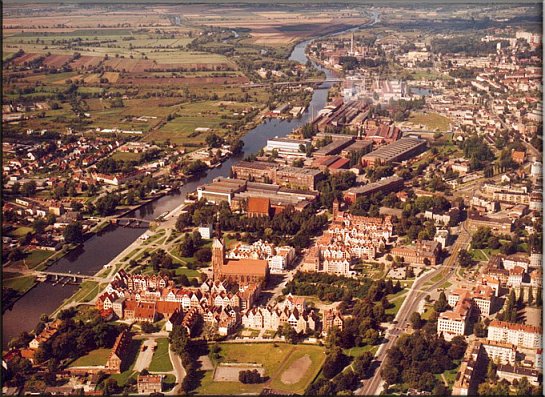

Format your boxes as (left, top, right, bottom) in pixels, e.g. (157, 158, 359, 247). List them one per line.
(239, 369, 263, 384)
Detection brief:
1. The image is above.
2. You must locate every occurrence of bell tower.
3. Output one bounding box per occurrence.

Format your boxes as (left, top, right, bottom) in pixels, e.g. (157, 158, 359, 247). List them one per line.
(212, 211, 224, 280)
(332, 198, 340, 219)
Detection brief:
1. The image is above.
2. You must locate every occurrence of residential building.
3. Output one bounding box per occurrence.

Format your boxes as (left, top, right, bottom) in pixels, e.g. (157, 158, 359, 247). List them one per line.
(391, 240, 441, 266)
(137, 375, 162, 394)
(105, 331, 131, 374)
(437, 297, 473, 340)
(496, 364, 540, 386)
(487, 321, 542, 349)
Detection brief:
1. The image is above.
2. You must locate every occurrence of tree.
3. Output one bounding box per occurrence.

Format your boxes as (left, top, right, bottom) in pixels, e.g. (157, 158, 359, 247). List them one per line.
(21, 180, 37, 196)
(473, 321, 486, 337)
(528, 286, 534, 306)
(169, 324, 189, 356)
(140, 322, 157, 334)
(195, 247, 212, 263)
(179, 234, 195, 257)
(33, 217, 47, 234)
(239, 369, 263, 384)
(322, 347, 347, 379)
(280, 323, 298, 344)
(63, 222, 84, 244)
(471, 227, 493, 249)
(12, 181, 20, 194)
(103, 378, 119, 395)
(409, 312, 423, 329)
(515, 377, 532, 396)
(352, 351, 373, 378)
(458, 249, 473, 267)
(95, 193, 119, 216)
(175, 212, 192, 231)
(381, 363, 399, 387)
(434, 292, 449, 312)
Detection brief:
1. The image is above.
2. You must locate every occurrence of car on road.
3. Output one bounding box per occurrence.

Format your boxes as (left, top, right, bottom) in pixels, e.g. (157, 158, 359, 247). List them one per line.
(142, 345, 148, 352)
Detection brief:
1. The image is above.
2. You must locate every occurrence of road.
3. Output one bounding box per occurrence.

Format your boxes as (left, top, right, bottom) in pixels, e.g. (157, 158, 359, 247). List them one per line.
(356, 223, 471, 395)
(167, 346, 186, 395)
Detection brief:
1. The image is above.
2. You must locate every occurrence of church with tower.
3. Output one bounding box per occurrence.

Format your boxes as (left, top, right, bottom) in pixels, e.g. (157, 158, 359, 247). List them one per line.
(212, 220, 269, 285)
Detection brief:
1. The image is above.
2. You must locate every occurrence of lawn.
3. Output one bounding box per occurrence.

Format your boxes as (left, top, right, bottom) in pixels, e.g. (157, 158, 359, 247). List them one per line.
(69, 348, 110, 367)
(408, 112, 451, 132)
(173, 262, 201, 279)
(469, 248, 498, 262)
(24, 249, 55, 269)
(343, 345, 378, 358)
(69, 281, 100, 303)
(197, 343, 326, 395)
(386, 292, 407, 317)
(148, 338, 173, 373)
(3, 275, 36, 293)
(421, 307, 436, 321)
(110, 151, 142, 162)
(10, 226, 33, 238)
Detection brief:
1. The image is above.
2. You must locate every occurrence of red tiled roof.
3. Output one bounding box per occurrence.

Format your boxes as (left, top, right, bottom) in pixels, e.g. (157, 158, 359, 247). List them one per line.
(222, 258, 268, 276)
(247, 197, 270, 215)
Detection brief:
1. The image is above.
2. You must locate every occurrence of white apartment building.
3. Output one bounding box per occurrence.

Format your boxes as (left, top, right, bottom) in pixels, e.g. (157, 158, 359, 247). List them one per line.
(438, 298, 473, 340)
(448, 285, 495, 316)
(502, 254, 530, 272)
(481, 340, 517, 365)
(488, 321, 542, 349)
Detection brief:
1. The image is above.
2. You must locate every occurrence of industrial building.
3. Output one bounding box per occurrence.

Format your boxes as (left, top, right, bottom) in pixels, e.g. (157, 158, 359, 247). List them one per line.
(361, 137, 427, 167)
(343, 176, 404, 204)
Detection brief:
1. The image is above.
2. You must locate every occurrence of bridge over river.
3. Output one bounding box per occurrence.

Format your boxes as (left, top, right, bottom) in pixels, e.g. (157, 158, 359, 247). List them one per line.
(31, 270, 109, 283)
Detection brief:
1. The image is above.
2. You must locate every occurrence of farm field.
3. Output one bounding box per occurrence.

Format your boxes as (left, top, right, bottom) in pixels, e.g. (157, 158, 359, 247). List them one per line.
(196, 343, 325, 395)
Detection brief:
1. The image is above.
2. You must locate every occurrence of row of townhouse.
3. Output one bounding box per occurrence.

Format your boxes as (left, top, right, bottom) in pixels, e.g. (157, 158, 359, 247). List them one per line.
(227, 240, 296, 274)
(302, 206, 394, 276)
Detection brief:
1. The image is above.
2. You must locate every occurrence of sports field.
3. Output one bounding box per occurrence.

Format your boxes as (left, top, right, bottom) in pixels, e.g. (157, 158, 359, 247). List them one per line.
(196, 343, 325, 395)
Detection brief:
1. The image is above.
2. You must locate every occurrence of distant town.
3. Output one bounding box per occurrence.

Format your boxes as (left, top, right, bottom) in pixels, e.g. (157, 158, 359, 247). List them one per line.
(2, 2, 543, 397)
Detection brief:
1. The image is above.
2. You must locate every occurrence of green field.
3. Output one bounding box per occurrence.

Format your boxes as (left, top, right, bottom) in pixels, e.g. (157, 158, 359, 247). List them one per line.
(9, 226, 33, 238)
(469, 248, 499, 262)
(69, 281, 101, 303)
(174, 266, 201, 278)
(3, 274, 37, 293)
(197, 343, 326, 395)
(69, 348, 110, 367)
(408, 112, 451, 132)
(110, 151, 142, 162)
(149, 338, 173, 372)
(24, 249, 55, 269)
(343, 344, 378, 358)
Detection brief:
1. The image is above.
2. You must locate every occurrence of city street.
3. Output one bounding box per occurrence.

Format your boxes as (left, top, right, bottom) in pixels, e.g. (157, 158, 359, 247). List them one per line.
(357, 223, 471, 395)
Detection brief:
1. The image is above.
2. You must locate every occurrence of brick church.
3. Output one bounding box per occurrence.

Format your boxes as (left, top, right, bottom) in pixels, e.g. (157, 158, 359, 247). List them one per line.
(212, 222, 269, 285)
